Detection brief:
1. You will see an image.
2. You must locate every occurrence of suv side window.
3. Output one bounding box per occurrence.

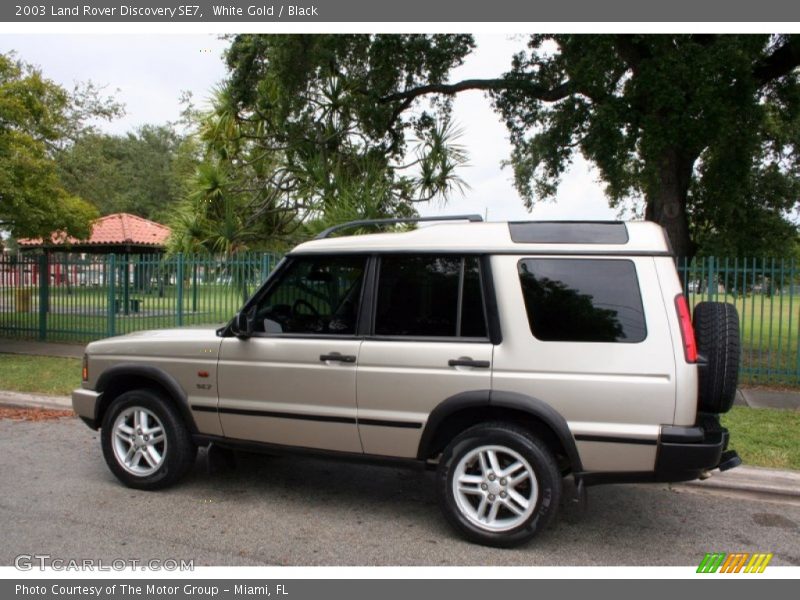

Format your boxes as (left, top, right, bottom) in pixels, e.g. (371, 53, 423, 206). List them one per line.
(375, 256, 488, 338)
(254, 255, 366, 335)
(517, 258, 646, 343)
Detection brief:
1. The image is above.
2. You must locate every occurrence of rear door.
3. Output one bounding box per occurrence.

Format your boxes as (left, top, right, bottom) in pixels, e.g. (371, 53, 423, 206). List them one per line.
(491, 255, 676, 472)
(356, 255, 493, 458)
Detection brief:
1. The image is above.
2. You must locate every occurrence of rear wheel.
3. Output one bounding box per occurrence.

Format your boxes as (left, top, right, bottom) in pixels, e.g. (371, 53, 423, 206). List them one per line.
(101, 389, 197, 490)
(437, 422, 561, 547)
(694, 301, 740, 413)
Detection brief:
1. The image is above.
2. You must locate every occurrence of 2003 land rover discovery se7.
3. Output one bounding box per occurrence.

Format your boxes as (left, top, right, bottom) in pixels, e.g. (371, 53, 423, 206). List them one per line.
(73, 216, 741, 547)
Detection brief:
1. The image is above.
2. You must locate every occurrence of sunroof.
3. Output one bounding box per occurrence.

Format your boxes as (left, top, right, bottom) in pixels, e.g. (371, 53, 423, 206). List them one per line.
(508, 222, 629, 245)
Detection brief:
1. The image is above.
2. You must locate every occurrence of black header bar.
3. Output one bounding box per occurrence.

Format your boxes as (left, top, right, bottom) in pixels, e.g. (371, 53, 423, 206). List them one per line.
(3, 0, 800, 22)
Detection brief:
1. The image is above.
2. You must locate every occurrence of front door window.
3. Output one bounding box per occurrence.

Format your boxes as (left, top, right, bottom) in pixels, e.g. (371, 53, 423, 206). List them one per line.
(254, 256, 366, 335)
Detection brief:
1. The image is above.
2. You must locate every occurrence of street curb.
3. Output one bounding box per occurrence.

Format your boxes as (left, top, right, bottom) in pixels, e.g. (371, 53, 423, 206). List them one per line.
(0, 390, 72, 411)
(677, 465, 800, 499)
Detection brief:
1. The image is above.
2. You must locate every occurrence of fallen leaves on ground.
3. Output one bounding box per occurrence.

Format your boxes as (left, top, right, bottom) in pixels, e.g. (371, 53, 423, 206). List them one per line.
(0, 407, 75, 421)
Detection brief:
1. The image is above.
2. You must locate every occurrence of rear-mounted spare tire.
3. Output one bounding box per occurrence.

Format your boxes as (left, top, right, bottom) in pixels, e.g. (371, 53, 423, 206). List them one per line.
(693, 301, 740, 413)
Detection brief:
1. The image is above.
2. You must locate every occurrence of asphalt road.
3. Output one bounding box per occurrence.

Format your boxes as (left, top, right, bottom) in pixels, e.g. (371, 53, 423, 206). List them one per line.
(1, 417, 799, 567)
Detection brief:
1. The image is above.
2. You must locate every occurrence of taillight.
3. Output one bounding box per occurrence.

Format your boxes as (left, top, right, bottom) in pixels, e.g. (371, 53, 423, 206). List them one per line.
(675, 294, 698, 363)
(82, 354, 89, 382)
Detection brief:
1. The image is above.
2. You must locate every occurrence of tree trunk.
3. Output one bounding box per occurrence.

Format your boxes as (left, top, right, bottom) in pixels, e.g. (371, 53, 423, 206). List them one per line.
(644, 148, 697, 260)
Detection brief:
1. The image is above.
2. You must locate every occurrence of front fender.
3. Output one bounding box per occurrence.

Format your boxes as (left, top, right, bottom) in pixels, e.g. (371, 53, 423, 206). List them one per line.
(94, 363, 198, 433)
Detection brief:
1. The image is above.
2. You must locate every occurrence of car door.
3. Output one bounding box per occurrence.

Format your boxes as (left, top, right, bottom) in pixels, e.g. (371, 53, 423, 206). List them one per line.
(216, 254, 367, 453)
(356, 255, 494, 458)
(490, 255, 676, 472)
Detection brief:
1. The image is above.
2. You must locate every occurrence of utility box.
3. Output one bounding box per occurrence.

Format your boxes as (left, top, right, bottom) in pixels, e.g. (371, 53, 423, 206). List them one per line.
(15, 289, 32, 312)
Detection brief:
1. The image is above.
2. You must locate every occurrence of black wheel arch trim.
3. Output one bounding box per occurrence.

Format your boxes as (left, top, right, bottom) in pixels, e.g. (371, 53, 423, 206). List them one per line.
(94, 363, 198, 433)
(417, 389, 584, 473)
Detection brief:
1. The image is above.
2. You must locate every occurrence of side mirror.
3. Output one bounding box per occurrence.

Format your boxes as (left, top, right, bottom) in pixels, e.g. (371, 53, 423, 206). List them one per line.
(232, 306, 256, 339)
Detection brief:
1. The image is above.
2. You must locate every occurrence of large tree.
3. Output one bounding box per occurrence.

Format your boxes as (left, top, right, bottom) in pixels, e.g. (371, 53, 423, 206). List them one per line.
(0, 52, 121, 241)
(57, 124, 197, 223)
(381, 35, 800, 257)
(220, 34, 800, 257)
(205, 35, 474, 236)
(488, 35, 800, 258)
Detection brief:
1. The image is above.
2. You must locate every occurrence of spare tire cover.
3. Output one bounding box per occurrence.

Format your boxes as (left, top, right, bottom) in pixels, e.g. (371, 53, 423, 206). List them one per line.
(693, 301, 740, 413)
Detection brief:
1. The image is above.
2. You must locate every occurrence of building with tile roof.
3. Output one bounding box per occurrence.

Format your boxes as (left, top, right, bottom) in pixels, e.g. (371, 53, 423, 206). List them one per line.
(17, 213, 171, 253)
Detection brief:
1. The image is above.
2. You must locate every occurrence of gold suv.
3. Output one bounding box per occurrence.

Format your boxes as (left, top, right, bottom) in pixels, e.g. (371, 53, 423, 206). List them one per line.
(73, 216, 741, 547)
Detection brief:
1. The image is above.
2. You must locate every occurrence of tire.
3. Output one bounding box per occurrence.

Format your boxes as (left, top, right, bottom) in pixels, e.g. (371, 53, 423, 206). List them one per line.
(693, 301, 740, 413)
(437, 422, 561, 548)
(101, 389, 197, 490)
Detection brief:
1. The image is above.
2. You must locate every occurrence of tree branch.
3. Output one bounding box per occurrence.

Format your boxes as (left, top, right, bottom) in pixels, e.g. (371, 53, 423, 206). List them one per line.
(694, 35, 719, 47)
(380, 77, 575, 105)
(754, 37, 800, 86)
(613, 35, 651, 74)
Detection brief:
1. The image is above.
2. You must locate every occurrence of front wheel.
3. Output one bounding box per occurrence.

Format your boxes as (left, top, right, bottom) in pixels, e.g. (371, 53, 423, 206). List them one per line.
(101, 389, 197, 490)
(437, 422, 561, 547)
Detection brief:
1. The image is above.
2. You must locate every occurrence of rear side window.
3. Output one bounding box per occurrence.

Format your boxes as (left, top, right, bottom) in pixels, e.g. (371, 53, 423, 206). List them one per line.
(517, 258, 646, 343)
(375, 256, 488, 338)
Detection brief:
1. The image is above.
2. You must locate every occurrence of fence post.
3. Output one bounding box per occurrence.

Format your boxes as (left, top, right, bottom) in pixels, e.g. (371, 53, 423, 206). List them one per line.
(122, 254, 130, 316)
(107, 254, 116, 337)
(707, 256, 715, 302)
(37, 254, 49, 341)
(261, 253, 269, 283)
(192, 257, 198, 313)
(176, 253, 184, 327)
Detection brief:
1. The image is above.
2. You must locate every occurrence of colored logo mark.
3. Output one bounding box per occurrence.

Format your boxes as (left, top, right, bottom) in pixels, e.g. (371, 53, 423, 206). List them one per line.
(697, 552, 773, 573)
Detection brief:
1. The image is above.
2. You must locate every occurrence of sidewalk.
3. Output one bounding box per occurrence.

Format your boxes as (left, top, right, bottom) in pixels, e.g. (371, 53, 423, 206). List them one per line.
(0, 338, 85, 359)
(679, 465, 800, 499)
(738, 387, 800, 410)
(0, 390, 71, 410)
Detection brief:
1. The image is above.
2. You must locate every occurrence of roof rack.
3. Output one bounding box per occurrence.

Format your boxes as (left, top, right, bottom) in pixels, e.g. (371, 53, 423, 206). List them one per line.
(314, 214, 484, 240)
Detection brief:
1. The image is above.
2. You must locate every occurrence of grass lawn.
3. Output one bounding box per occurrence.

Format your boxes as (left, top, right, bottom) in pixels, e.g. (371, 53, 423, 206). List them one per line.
(722, 406, 800, 470)
(0, 354, 81, 396)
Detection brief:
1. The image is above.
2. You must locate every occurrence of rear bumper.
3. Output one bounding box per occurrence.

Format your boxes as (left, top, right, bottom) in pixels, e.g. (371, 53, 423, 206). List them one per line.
(654, 423, 728, 482)
(580, 417, 735, 486)
(72, 388, 101, 429)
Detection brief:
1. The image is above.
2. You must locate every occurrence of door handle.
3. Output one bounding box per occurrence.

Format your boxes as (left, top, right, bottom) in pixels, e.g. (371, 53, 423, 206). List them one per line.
(320, 353, 357, 363)
(448, 358, 490, 368)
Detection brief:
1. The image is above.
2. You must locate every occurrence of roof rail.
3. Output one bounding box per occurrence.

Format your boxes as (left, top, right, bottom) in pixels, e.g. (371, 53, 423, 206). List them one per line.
(314, 214, 484, 240)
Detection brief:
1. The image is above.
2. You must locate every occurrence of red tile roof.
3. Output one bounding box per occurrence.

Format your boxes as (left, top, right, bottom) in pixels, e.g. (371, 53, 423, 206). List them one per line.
(18, 213, 171, 248)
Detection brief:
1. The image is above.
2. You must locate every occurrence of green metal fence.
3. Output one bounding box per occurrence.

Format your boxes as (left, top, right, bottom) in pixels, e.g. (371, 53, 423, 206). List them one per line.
(678, 257, 800, 386)
(1, 253, 799, 386)
(0, 252, 280, 344)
